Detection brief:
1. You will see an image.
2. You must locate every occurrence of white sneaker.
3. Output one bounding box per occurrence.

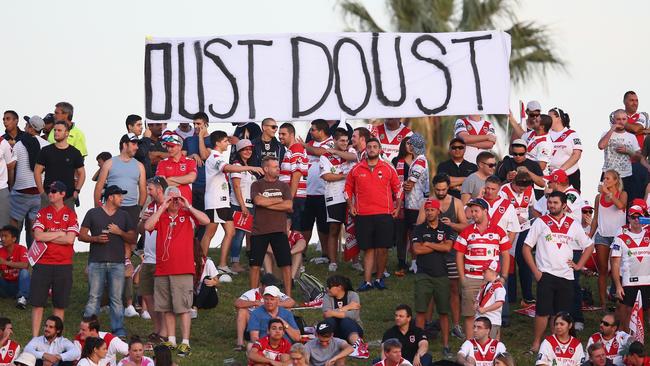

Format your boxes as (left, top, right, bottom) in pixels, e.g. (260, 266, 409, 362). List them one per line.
(310, 257, 329, 265)
(351, 262, 364, 272)
(190, 308, 198, 319)
(16, 296, 27, 310)
(574, 322, 584, 331)
(328, 263, 338, 272)
(124, 305, 139, 318)
(100, 305, 110, 314)
(409, 261, 418, 273)
(383, 271, 391, 278)
(299, 265, 306, 274)
(141, 311, 151, 320)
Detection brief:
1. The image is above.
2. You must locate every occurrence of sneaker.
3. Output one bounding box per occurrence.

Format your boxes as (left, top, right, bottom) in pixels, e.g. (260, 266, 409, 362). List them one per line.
(409, 261, 418, 273)
(451, 325, 465, 339)
(443, 347, 453, 359)
(382, 271, 391, 278)
(217, 266, 236, 275)
(190, 308, 198, 319)
(141, 310, 151, 320)
(310, 257, 329, 265)
(124, 305, 139, 318)
(161, 341, 176, 350)
(177, 343, 191, 357)
(351, 262, 364, 272)
(357, 281, 374, 292)
(328, 262, 338, 272)
(374, 278, 387, 290)
(349, 339, 369, 359)
(299, 265, 306, 274)
(574, 322, 584, 332)
(16, 296, 27, 310)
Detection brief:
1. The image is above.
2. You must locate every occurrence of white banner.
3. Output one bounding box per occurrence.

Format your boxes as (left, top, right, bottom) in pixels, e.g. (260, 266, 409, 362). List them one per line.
(145, 31, 511, 122)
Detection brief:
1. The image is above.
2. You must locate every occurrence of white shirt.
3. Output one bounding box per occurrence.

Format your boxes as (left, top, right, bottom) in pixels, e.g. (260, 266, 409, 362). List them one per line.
(586, 331, 631, 366)
(319, 148, 355, 206)
(77, 358, 102, 366)
(499, 184, 536, 231)
(24, 335, 81, 363)
(458, 339, 506, 366)
(526, 133, 553, 166)
(174, 126, 194, 140)
(306, 137, 334, 196)
(596, 194, 626, 237)
(524, 214, 593, 280)
(549, 128, 583, 175)
(229, 163, 257, 208)
(73, 332, 129, 366)
(453, 118, 496, 165)
(404, 155, 429, 210)
(600, 129, 639, 178)
(204, 151, 230, 209)
(117, 356, 154, 366)
(475, 281, 506, 326)
(12, 137, 50, 190)
(487, 197, 522, 233)
(196, 257, 219, 293)
(534, 186, 584, 222)
(0, 138, 16, 189)
(536, 335, 585, 366)
(611, 227, 650, 287)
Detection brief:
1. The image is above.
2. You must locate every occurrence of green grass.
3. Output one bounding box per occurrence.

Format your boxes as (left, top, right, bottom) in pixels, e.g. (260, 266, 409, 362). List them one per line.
(0, 247, 621, 365)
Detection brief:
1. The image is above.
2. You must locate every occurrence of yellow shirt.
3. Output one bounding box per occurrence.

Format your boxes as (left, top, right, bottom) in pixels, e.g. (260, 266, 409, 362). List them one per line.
(48, 124, 87, 157)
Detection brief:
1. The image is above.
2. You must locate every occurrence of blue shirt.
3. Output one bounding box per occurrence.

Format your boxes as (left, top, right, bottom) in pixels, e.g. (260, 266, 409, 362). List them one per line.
(247, 306, 298, 340)
(182, 135, 212, 188)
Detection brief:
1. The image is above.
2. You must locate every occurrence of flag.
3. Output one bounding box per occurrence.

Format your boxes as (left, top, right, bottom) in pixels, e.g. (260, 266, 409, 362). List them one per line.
(519, 100, 526, 130)
(630, 291, 645, 343)
(343, 211, 359, 261)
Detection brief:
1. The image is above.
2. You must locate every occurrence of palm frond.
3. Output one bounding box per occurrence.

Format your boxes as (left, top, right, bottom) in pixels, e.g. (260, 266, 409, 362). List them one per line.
(507, 21, 565, 84)
(339, 0, 386, 32)
(458, 0, 512, 31)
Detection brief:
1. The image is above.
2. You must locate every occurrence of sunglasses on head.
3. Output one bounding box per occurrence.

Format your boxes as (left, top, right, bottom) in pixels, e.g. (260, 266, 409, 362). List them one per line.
(450, 145, 465, 150)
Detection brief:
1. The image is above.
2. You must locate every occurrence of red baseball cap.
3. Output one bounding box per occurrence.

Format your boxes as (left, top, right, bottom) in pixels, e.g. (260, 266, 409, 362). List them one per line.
(423, 198, 440, 210)
(629, 205, 645, 216)
(544, 169, 568, 184)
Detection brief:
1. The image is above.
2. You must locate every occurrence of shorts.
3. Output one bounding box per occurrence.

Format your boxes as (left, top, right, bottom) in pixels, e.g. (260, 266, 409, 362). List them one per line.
(120, 205, 142, 227)
(302, 195, 329, 233)
(326, 203, 347, 223)
(290, 197, 306, 231)
(10, 191, 41, 222)
(206, 207, 234, 224)
(138, 263, 156, 296)
(250, 232, 291, 267)
(594, 233, 615, 247)
(404, 209, 420, 229)
(461, 277, 485, 317)
(622, 286, 650, 309)
(154, 274, 194, 314)
(414, 273, 450, 314)
(29, 264, 73, 308)
(489, 326, 501, 339)
(355, 214, 394, 250)
(536, 273, 573, 316)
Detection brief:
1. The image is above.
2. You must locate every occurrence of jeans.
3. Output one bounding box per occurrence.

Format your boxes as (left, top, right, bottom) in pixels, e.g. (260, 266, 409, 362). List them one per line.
(231, 205, 254, 262)
(514, 230, 534, 301)
(193, 187, 206, 241)
(571, 250, 584, 322)
(84, 262, 126, 336)
(324, 317, 364, 340)
(0, 269, 30, 298)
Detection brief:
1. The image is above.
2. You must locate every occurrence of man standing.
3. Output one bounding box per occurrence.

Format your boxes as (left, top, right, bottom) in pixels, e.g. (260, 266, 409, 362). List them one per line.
(460, 151, 496, 204)
(3, 110, 28, 147)
(156, 132, 197, 203)
(47, 102, 87, 157)
(34, 121, 85, 209)
(143, 187, 210, 357)
(125, 114, 153, 178)
(508, 100, 542, 140)
(74, 315, 129, 366)
(79, 185, 136, 337)
(382, 305, 432, 366)
(586, 313, 630, 366)
(0, 225, 30, 309)
(145, 122, 169, 174)
(351, 127, 371, 160)
(453, 115, 496, 165)
(436, 138, 477, 199)
(455, 198, 510, 339)
(24, 315, 80, 365)
(249, 157, 293, 296)
(0, 318, 20, 365)
(345, 138, 401, 291)
(411, 198, 453, 358)
(278, 123, 308, 231)
(30, 181, 79, 337)
(182, 112, 212, 240)
(251, 118, 285, 167)
(523, 191, 594, 353)
(369, 118, 413, 162)
(0, 119, 16, 227)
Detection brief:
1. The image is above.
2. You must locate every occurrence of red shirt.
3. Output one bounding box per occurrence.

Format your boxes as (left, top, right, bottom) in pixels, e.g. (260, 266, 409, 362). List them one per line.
(288, 231, 305, 249)
(32, 205, 79, 265)
(248, 336, 291, 366)
(0, 245, 28, 281)
(454, 224, 511, 279)
(344, 159, 401, 216)
(155, 156, 197, 203)
(0, 339, 20, 364)
(279, 143, 308, 198)
(155, 208, 196, 276)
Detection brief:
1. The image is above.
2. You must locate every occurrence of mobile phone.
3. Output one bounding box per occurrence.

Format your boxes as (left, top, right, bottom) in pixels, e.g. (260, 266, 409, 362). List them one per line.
(639, 217, 650, 225)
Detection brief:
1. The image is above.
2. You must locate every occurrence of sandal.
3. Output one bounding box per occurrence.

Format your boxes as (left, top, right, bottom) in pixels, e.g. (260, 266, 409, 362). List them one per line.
(233, 344, 246, 352)
(394, 269, 406, 277)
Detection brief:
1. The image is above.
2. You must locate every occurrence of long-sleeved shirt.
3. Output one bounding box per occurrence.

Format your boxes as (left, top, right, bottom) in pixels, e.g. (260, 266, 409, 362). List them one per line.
(24, 335, 81, 364)
(344, 159, 401, 216)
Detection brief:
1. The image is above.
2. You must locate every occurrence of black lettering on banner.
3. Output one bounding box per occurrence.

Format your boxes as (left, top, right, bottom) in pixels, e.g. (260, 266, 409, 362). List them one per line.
(178, 42, 205, 119)
(291, 37, 333, 118)
(145, 43, 172, 120)
(371, 33, 405, 107)
(451, 34, 492, 111)
(410, 35, 451, 115)
(237, 40, 273, 120)
(333, 38, 371, 116)
(203, 38, 239, 119)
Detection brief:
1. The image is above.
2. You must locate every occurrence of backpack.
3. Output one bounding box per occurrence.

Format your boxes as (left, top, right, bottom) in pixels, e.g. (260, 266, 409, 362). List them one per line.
(195, 277, 219, 309)
(295, 273, 325, 303)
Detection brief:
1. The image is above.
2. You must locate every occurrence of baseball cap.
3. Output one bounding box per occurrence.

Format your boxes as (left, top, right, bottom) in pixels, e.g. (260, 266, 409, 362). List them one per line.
(43, 113, 55, 124)
(511, 139, 527, 148)
(47, 181, 67, 193)
(527, 100, 542, 111)
(544, 169, 569, 184)
(23, 115, 45, 132)
(629, 205, 646, 217)
(466, 198, 489, 210)
(162, 132, 182, 146)
(631, 198, 648, 212)
(236, 139, 253, 152)
(13, 352, 36, 366)
(103, 185, 128, 198)
(449, 137, 466, 146)
(409, 133, 426, 156)
(484, 260, 499, 272)
(423, 198, 440, 210)
(582, 200, 594, 212)
(316, 321, 334, 335)
(120, 133, 140, 145)
(263, 285, 282, 298)
(260, 273, 279, 286)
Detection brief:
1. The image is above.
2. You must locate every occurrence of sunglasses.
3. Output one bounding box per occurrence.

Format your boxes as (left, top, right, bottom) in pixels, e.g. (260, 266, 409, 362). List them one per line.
(265, 125, 278, 129)
(527, 112, 541, 117)
(630, 215, 641, 220)
(450, 145, 465, 150)
(601, 320, 615, 327)
(582, 210, 594, 214)
(481, 162, 497, 168)
(48, 189, 62, 194)
(511, 152, 526, 157)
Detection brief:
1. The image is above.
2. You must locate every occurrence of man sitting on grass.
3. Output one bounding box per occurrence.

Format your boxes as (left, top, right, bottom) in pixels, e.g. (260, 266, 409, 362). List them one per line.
(247, 318, 291, 366)
(0, 225, 29, 309)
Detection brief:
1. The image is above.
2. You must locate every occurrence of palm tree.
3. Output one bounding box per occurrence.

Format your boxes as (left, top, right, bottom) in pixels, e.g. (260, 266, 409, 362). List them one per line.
(340, 0, 564, 168)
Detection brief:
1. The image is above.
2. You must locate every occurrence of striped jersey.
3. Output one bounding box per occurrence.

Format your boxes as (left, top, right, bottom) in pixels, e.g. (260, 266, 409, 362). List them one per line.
(279, 142, 308, 198)
(454, 224, 510, 279)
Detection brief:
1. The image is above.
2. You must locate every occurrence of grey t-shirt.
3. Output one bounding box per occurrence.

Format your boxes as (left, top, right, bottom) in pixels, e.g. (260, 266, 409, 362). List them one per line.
(305, 337, 348, 366)
(321, 291, 361, 323)
(460, 172, 485, 199)
(82, 207, 135, 263)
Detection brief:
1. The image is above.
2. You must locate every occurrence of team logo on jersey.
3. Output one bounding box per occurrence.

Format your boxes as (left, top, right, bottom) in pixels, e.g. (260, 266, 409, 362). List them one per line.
(467, 125, 474, 131)
(644, 237, 650, 243)
(179, 216, 185, 223)
(568, 347, 575, 354)
(524, 196, 530, 202)
(555, 346, 562, 354)
(409, 335, 416, 343)
(180, 164, 187, 172)
(498, 207, 505, 214)
(488, 233, 494, 240)
(483, 126, 489, 133)
(378, 171, 384, 179)
(564, 222, 569, 228)
(337, 301, 344, 308)
(437, 233, 444, 241)
(380, 134, 385, 140)
(469, 234, 476, 240)
(573, 138, 581, 145)
(545, 234, 553, 242)
(489, 346, 496, 353)
(63, 214, 69, 221)
(626, 239, 632, 245)
(397, 134, 404, 142)
(8, 349, 14, 357)
(47, 213, 53, 220)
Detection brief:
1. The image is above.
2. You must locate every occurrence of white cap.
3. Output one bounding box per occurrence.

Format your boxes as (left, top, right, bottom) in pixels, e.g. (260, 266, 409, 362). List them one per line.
(263, 285, 281, 297)
(526, 100, 542, 111)
(13, 352, 37, 366)
(219, 274, 232, 283)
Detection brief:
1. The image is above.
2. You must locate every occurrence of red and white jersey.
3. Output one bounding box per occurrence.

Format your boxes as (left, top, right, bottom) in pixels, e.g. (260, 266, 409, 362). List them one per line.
(586, 331, 630, 366)
(248, 336, 291, 366)
(0, 245, 28, 281)
(627, 112, 649, 148)
(486, 196, 522, 234)
(319, 148, 356, 206)
(306, 137, 334, 196)
(548, 128, 583, 175)
(499, 184, 535, 230)
(279, 143, 308, 198)
(0, 339, 20, 365)
(611, 227, 650, 287)
(534, 186, 584, 222)
(155, 155, 197, 203)
(453, 118, 496, 165)
(288, 231, 305, 249)
(536, 335, 585, 366)
(369, 123, 412, 162)
(475, 280, 506, 326)
(373, 357, 413, 366)
(74, 332, 128, 366)
(32, 205, 79, 265)
(524, 215, 593, 280)
(204, 151, 230, 210)
(404, 155, 429, 210)
(527, 133, 553, 166)
(454, 224, 511, 279)
(458, 338, 506, 366)
(596, 193, 626, 237)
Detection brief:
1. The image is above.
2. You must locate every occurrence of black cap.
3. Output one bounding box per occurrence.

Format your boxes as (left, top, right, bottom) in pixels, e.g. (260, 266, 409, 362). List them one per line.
(47, 181, 67, 193)
(120, 133, 140, 145)
(260, 273, 279, 286)
(466, 198, 489, 210)
(449, 137, 466, 146)
(103, 185, 128, 199)
(628, 341, 645, 357)
(315, 321, 334, 335)
(43, 113, 55, 124)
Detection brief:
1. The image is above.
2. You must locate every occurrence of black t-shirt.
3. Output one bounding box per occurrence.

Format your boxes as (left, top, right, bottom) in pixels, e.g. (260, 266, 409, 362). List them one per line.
(436, 159, 478, 199)
(82, 207, 135, 263)
(412, 221, 454, 277)
(495, 156, 543, 183)
(136, 137, 153, 179)
(382, 323, 427, 362)
(36, 144, 84, 198)
(148, 137, 168, 175)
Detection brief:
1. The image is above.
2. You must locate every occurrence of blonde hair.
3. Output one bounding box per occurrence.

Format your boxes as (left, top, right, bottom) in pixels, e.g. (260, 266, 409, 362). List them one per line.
(493, 352, 515, 366)
(604, 169, 624, 193)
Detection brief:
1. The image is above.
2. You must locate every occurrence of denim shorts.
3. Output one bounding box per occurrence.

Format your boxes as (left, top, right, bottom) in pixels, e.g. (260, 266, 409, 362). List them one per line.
(594, 233, 615, 247)
(10, 191, 40, 222)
